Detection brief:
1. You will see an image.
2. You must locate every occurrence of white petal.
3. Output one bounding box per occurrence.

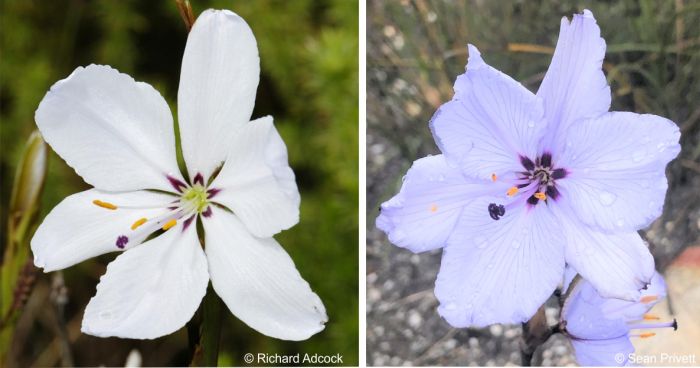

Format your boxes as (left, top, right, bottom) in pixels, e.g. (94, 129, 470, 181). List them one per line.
(35, 65, 184, 192)
(556, 206, 655, 301)
(31, 189, 176, 272)
(435, 199, 565, 327)
(537, 9, 611, 152)
(209, 117, 299, 238)
(556, 112, 680, 230)
(203, 207, 326, 341)
(376, 155, 506, 253)
(178, 9, 260, 181)
(81, 224, 208, 339)
(430, 44, 547, 180)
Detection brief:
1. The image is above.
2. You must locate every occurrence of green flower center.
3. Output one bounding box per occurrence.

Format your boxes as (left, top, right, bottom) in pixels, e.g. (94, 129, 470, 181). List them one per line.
(181, 184, 209, 214)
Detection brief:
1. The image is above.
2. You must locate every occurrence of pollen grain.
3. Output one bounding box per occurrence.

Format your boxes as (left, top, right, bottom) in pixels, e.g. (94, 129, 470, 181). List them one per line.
(92, 199, 117, 210)
(131, 217, 148, 230)
(640, 295, 658, 304)
(162, 219, 177, 230)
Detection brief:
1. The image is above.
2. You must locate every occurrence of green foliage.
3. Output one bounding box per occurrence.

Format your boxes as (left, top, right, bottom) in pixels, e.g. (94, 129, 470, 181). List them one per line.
(0, 0, 358, 366)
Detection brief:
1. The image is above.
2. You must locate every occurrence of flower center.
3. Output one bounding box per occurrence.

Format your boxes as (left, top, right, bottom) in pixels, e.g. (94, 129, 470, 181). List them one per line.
(181, 184, 210, 214)
(90, 173, 222, 249)
(487, 152, 568, 220)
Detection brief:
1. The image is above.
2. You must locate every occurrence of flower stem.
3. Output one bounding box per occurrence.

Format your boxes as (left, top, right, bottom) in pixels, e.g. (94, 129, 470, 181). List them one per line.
(520, 304, 552, 366)
(189, 284, 223, 366)
(200, 285, 223, 366)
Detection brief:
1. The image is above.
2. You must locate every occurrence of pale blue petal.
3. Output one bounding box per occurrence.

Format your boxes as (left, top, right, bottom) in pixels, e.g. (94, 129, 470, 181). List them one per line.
(570, 336, 635, 366)
(376, 155, 502, 253)
(538, 9, 611, 154)
(429, 44, 547, 180)
(556, 112, 680, 231)
(434, 198, 564, 327)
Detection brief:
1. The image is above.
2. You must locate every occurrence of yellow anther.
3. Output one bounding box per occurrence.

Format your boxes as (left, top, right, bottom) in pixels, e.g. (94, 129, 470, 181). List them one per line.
(534, 192, 547, 200)
(92, 200, 117, 210)
(491, 173, 497, 182)
(639, 332, 656, 339)
(643, 313, 660, 321)
(640, 295, 658, 304)
(162, 219, 177, 230)
(506, 186, 519, 197)
(131, 218, 148, 230)
(430, 204, 438, 213)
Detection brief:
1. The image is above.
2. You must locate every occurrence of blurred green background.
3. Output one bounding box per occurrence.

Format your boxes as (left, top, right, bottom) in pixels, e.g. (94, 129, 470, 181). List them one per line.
(0, 0, 358, 366)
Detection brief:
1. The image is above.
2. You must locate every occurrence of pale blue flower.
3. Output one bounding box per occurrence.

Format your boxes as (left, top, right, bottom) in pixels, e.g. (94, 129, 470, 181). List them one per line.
(377, 10, 680, 327)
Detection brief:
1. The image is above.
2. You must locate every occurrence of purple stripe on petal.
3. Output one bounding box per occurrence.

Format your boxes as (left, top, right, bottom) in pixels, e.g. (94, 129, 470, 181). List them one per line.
(546, 185, 560, 200)
(193, 172, 204, 185)
(540, 152, 552, 168)
(202, 206, 212, 217)
(552, 168, 568, 179)
(207, 188, 221, 199)
(520, 155, 535, 171)
(115, 235, 129, 249)
(182, 215, 195, 231)
(167, 175, 188, 193)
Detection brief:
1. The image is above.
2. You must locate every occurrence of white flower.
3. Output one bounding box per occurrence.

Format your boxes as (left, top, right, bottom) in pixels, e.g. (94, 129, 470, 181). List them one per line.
(31, 9, 327, 341)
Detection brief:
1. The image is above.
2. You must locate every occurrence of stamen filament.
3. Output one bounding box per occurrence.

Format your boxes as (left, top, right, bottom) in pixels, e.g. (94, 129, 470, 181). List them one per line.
(93, 199, 117, 210)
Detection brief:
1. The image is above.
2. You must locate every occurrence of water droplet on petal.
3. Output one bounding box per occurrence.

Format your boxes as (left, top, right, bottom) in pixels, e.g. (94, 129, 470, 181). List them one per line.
(632, 149, 645, 162)
(616, 218, 625, 227)
(527, 121, 535, 128)
(599, 191, 617, 206)
(512, 240, 521, 249)
(445, 302, 457, 311)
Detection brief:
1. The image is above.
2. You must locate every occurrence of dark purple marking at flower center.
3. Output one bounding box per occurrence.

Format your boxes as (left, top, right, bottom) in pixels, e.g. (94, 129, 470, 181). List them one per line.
(167, 175, 188, 193)
(115, 235, 129, 249)
(182, 215, 195, 231)
(206, 188, 221, 199)
(519, 152, 567, 205)
(193, 172, 204, 186)
(488, 203, 506, 220)
(202, 206, 212, 217)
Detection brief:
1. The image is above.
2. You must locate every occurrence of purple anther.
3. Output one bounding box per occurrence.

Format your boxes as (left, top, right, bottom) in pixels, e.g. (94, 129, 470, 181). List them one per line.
(115, 235, 129, 249)
(183, 215, 195, 231)
(207, 188, 221, 199)
(539, 152, 552, 168)
(202, 206, 212, 218)
(193, 172, 204, 185)
(167, 175, 188, 193)
(488, 203, 506, 220)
